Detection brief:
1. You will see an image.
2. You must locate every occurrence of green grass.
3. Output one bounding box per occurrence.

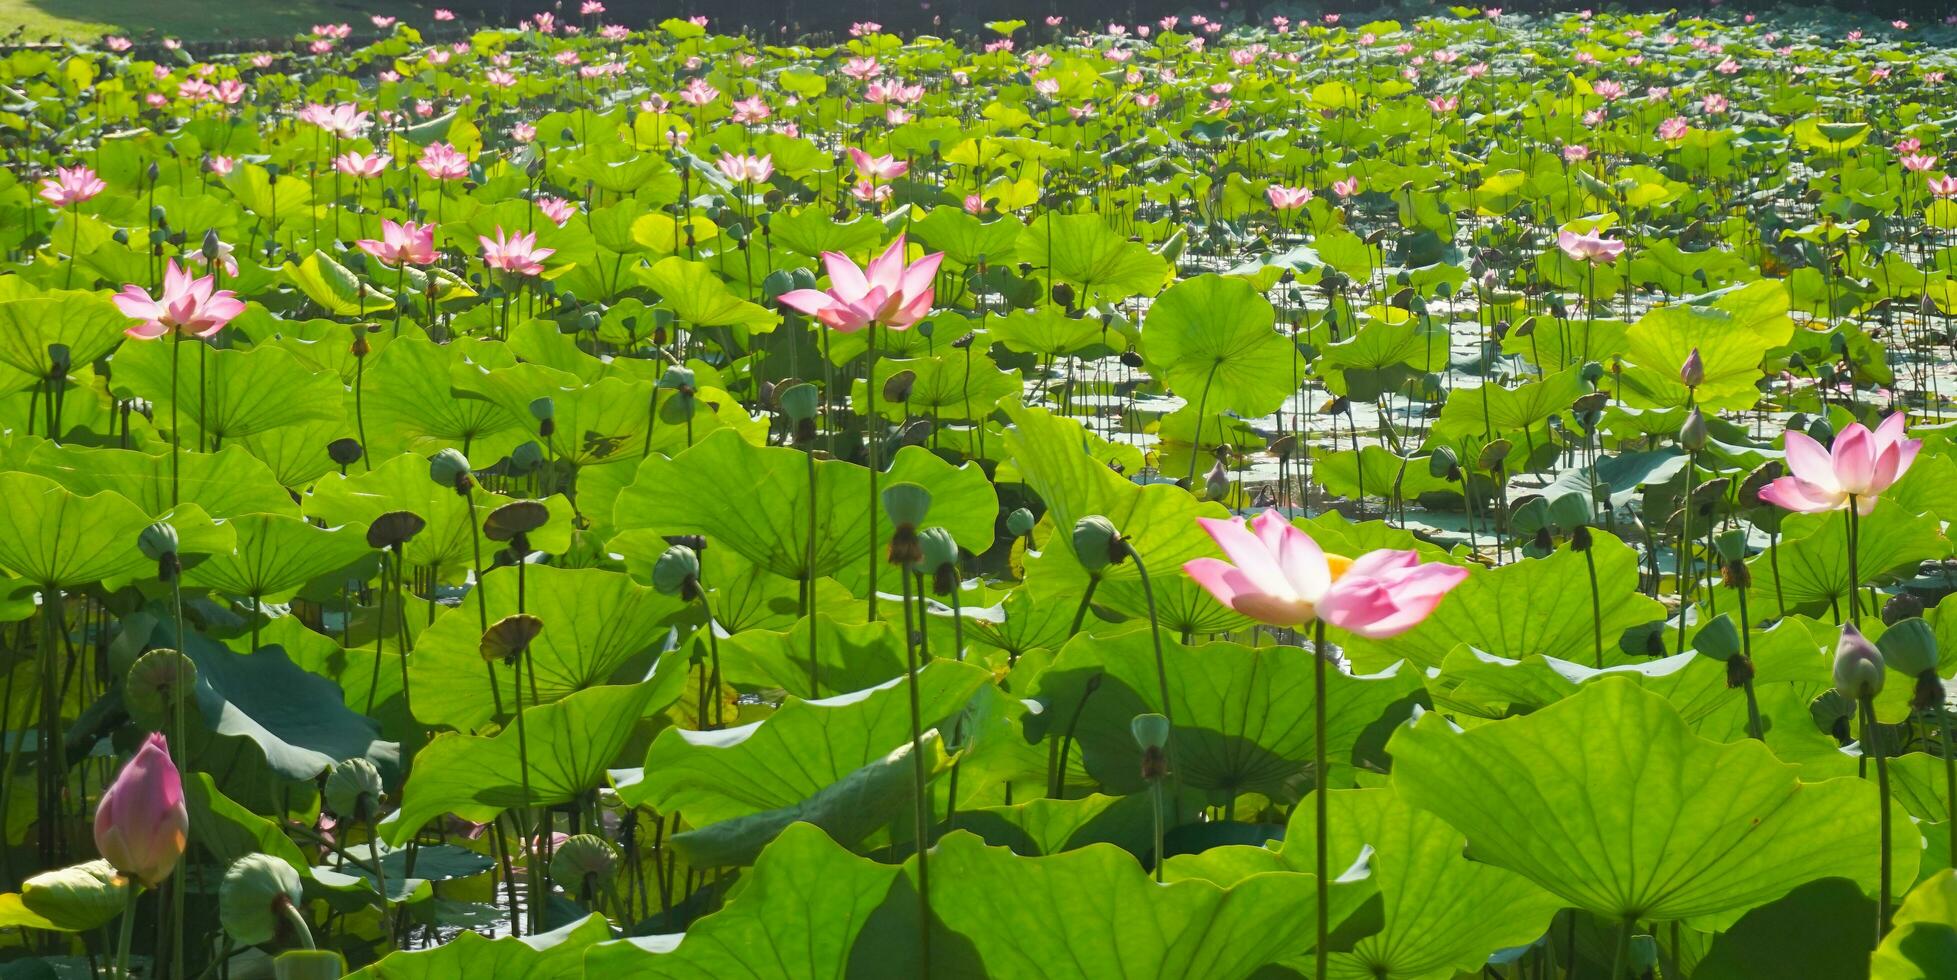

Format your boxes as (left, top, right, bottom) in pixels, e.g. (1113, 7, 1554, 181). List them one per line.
(0, 0, 432, 43)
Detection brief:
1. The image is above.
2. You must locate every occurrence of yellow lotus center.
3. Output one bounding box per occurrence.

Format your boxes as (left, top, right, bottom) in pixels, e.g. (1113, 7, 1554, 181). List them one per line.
(1325, 553, 1354, 581)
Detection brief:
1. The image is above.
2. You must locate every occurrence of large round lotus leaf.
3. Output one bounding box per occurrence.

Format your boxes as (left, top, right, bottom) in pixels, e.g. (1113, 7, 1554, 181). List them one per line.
(405, 564, 686, 731)
(1016, 212, 1171, 304)
(0, 471, 152, 588)
(1872, 870, 1957, 980)
(1028, 628, 1422, 803)
(1140, 273, 1299, 418)
(181, 513, 372, 601)
(344, 914, 612, 980)
(1390, 677, 1908, 930)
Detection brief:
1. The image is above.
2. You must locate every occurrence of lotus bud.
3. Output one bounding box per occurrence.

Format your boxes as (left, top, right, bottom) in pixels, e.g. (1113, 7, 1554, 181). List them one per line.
(1679, 347, 1704, 388)
(219, 853, 306, 946)
(1876, 617, 1944, 710)
(325, 757, 384, 821)
(1072, 515, 1128, 571)
(652, 544, 702, 601)
(549, 834, 618, 898)
(480, 613, 543, 666)
(1131, 712, 1171, 780)
(428, 448, 473, 494)
(93, 732, 187, 887)
(1006, 507, 1036, 539)
(1833, 623, 1885, 702)
(1204, 456, 1231, 501)
(125, 649, 197, 732)
(328, 438, 364, 469)
(1881, 592, 1924, 625)
(139, 522, 180, 581)
(1679, 407, 1708, 452)
(882, 482, 933, 566)
(916, 526, 960, 595)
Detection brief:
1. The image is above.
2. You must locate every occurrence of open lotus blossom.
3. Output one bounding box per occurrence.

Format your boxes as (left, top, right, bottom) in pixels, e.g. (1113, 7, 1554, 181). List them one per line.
(1759, 414, 1919, 514)
(356, 220, 436, 267)
(777, 233, 943, 333)
(1266, 185, 1313, 210)
(334, 152, 390, 178)
(418, 142, 470, 181)
(479, 227, 554, 276)
(716, 152, 774, 184)
(535, 195, 576, 224)
(1902, 154, 1939, 172)
(1183, 510, 1468, 636)
(39, 165, 106, 207)
(300, 101, 369, 138)
(1557, 229, 1626, 263)
(94, 733, 187, 887)
(1331, 177, 1360, 198)
(1929, 175, 1957, 198)
(847, 147, 908, 181)
(114, 259, 245, 339)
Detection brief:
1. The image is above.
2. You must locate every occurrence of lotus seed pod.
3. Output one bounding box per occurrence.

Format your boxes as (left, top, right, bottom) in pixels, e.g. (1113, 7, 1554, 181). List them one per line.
(1713, 528, 1749, 563)
(219, 853, 304, 946)
(480, 613, 544, 665)
(510, 440, 545, 473)
(327, 438, 365, 468)
(272, 950, 345, 980)
(1679, 407, 1709, 452)
(1580, 360, 1605, 384)
(1883, 592, 1925, 625)
(1628, 935, 1659, 974)
(1810, 689, 1855, 741)
(917, 526, 959, 571)
(779, 382, 820, 424)
(549, 834, 618, 892)
(762, 268, 795, 302)
(138, 522, 178, 561)
(529, 396, 555, 421)
(483, 500, 550, 542)
(365, 510, 426, 551)
(325, 758, 384, 820)
(1006, 507, 1036, 538)
(652, 545, 701, 599)
(1204, 457, 1231, 501)
(1692, 613, 1742, 663)
(1476, 440, 1512, 472)
(881, 482, 933, 528)
(1130, 713, 1171, 750)
(1679, 347, 1705, 388)
(883, 369, 916, 404)
(1427, 447, 1459, 480)
(125, 649, 198, 731)
(1833, 623, 1885, 701)
(659, 365, 696, 393)
(1072, 515, 1126, 572)
(1546, 491, 1591, 530)
(428, 448, 473, 492)
(1876, 617, 1939, 678)
(1806, 416, 1833, 444)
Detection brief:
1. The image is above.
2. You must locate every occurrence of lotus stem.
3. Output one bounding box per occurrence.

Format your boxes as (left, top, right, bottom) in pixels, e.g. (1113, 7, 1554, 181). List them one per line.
(1313, 617, 1330, 980)
(1861, 695, 1892, 941)
(897, 567, 932, 976)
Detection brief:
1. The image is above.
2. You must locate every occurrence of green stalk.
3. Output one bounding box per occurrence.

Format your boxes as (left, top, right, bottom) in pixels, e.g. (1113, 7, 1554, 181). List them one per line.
(1313, 617, 1329, 980)
(898, 569, 932, 975)
(1862, 696, 1892, 941)
(866, 323, 882, 619)
(114, 887, 140, 979)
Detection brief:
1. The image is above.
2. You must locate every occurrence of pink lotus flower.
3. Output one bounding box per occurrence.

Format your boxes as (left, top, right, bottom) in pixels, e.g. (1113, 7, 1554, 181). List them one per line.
(479, 227, 553, 276)
(300, 102, 369, 138)
(417, 142, 470, 181)
(848, 148, 909, 181)
(1331, 177, 1360, 198)
(333, 151, 390, 178)
(1929, 175, 1957, 198)
(94, 733, 187, 887)
(208, 156, 236, 176)
(357, 220, 436, 267)
(1182, 510, 1468, 635)
(1426, 96, 1458, 113)
(716, 152, 774, 184)
(535, 196, 576, 225)
(1759, 415, 1919, 515)
(39, 165, 106, 208)
(1557, 229, 1626, 263)
(1266, 185, 1313, 210)
(1657, 116, 1690, 141)
(114, 260, 246, 339)
(1903, 155, 1939, 173)
(433, 8, 455, 21)
(777, 234, 943, 333)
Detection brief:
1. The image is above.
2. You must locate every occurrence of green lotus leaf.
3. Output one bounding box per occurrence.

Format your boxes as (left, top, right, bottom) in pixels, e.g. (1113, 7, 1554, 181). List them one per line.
(345, 913, 612, 980)
(1029, 627, 1420, 802)
(636, 256, 778, 333)
(617, 659, 991, 824)
(1728, 505, 1943, 619)
(1615, 281, 1793, 411)
(14, 441, 295, 520)
(0, 471, 152, 587)
(284, 250, 394, 316)
(4, 861, 129, 933)
(986, 307, 1110, 358)
(613, 428, 997, 585)
(851, 354, 1021, 423)
(1390, 678, 1904, 929)
(0, 291, 128, 379)
(304, 453, 575, 574)
(1140, 273, 1300, 418)
(354, 335, 526, 464)
(716, 614, 908, 699)
(1342, 532, 1664, 670)
(910, 206, 1024, 267)
(1872, 870, 1957, 980)
(1017, 212, 1172, 304)
(181, 513, 371, 602)
(111, 339, 344, 442)
(386, 678, 669, 845)
(406, 565, 685, 732)
(950, 791, 1165, 858)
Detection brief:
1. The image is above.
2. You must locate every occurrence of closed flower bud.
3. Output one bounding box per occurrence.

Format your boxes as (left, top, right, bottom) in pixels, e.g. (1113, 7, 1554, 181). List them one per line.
(1833, 623, 1885, 701)
(219, 853, 305, 947)
(1072, 515, 1128, 571)
(1679, 347, 1705, 388)
(1679, 408, 1708, 452)
(94, 733, 186, 887)
(652, 544, 702, 600)
(325, 757, 384, 821)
